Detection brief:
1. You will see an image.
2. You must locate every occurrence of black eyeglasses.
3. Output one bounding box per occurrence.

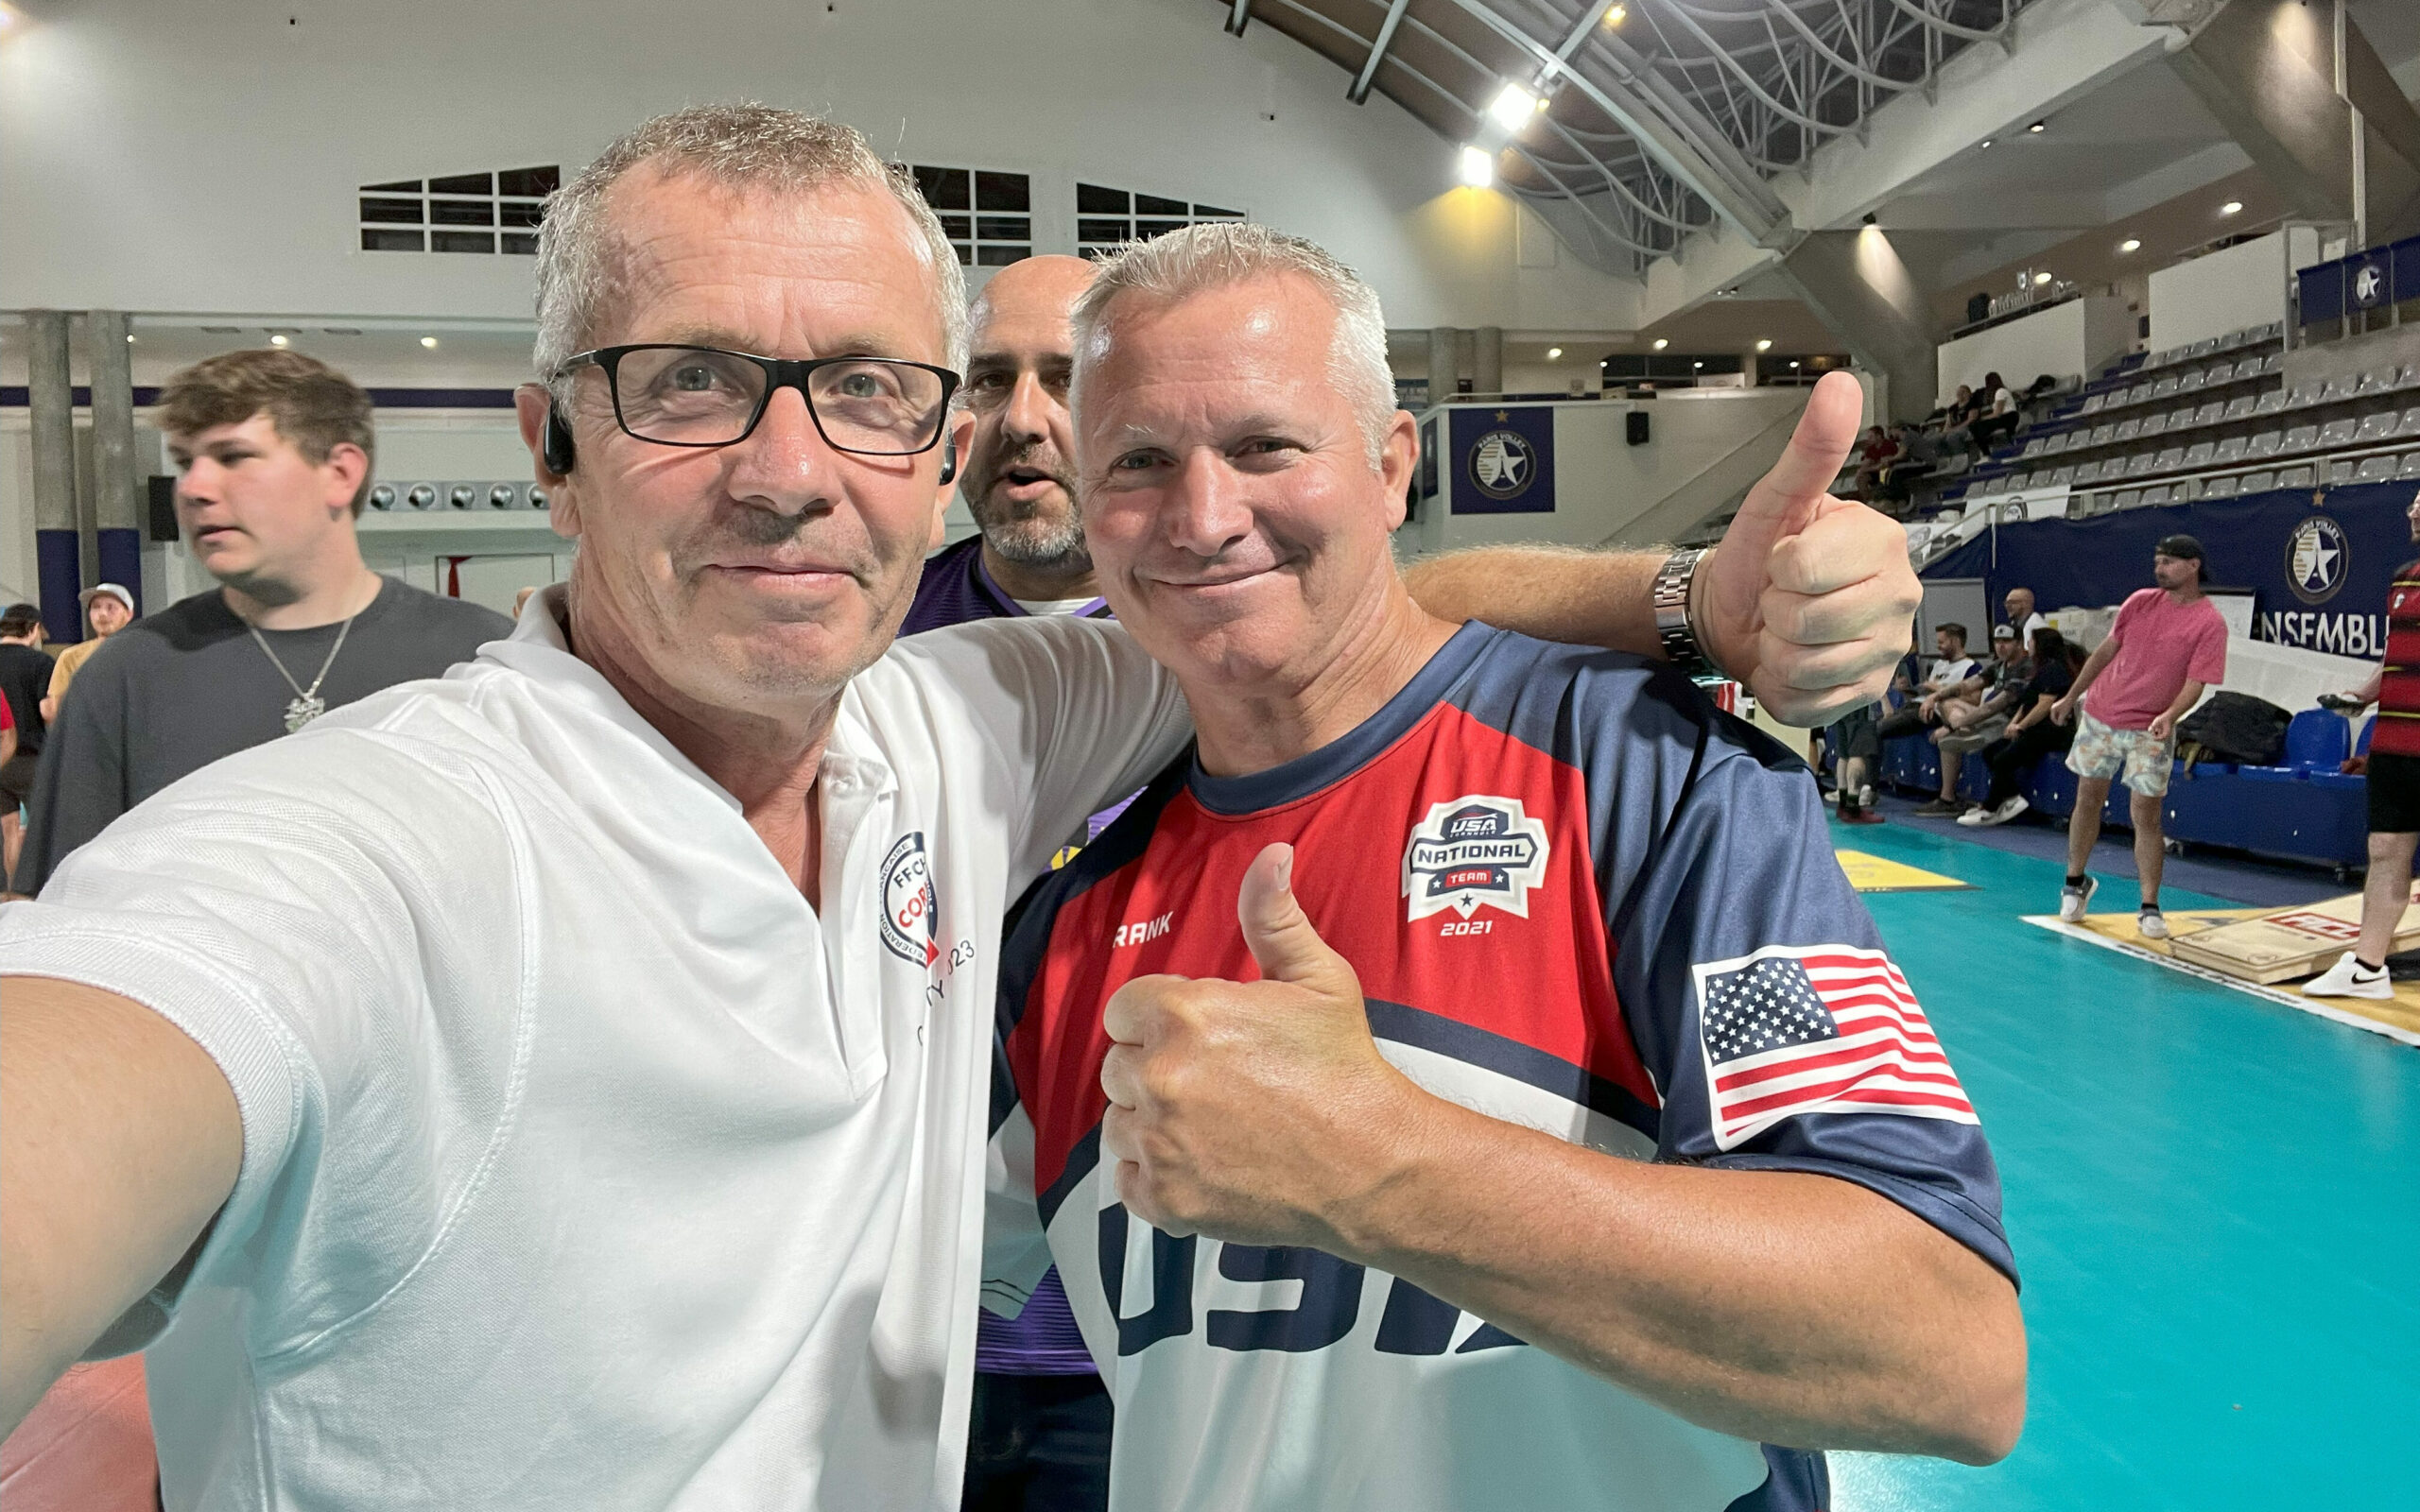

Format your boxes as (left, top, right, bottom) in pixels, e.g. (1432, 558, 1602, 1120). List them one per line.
(558, 345, 960, 456)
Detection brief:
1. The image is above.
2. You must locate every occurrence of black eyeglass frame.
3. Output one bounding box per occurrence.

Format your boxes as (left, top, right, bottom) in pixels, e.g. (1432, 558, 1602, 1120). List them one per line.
(557, 344, 962, 456)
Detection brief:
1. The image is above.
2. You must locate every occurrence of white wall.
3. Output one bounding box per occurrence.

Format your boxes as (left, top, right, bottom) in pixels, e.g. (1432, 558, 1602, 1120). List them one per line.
(2146, 231, 2295, 353)
(0, 0, 1642, 335)
(1410, 389, 1806, 554)
(1935, 295, 2127, 404)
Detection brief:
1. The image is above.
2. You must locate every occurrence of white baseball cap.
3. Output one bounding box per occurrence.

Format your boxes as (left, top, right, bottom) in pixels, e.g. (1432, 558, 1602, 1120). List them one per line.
(79, 583, 135, 613)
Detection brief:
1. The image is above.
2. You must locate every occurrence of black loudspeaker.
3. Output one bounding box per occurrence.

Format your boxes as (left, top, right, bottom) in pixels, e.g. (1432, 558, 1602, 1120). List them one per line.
(1965, 292, 1992, 325)
(542, 406, 578, 476)
(147, 475, 180, 541)
(1626, 410, 1651, 447)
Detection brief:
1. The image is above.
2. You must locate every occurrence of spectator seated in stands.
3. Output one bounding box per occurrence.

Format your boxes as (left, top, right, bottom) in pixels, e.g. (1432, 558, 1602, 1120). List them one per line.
(1913, 624, 2032, 816)
(1876, 623, 1978, 741)
(1853, 424, 1900, 501)
(1874, 421, 1945, 514)
(1960, 627, 2081, 827)
(1967, 371, 2020, 451)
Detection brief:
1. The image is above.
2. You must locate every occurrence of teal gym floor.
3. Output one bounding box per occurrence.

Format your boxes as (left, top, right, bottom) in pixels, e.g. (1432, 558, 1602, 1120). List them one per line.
(1824, 817, 2418, 1511)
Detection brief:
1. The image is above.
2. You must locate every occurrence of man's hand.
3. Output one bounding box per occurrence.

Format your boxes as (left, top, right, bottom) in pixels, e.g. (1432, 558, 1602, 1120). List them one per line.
(2147, 711, 2176, 741)
(1099, 844, 1416, 1251)
(2050, 695, 2077, 726)
(1698, 371, 1922, 726)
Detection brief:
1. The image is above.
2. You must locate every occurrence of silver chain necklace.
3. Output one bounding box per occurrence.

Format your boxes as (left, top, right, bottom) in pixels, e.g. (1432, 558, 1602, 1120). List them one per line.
(247, 610, 360, 733)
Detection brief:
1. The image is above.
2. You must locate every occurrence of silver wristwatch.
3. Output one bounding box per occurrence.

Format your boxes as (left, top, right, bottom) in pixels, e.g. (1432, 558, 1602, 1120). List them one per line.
(1652, 547, 1712, 675)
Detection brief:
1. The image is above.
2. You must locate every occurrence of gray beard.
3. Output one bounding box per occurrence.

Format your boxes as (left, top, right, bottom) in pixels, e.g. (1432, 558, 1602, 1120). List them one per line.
(971, 500, 1091, 576)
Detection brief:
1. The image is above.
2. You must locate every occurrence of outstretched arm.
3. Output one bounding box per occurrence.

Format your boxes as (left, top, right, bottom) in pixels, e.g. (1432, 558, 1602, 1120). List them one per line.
(1, 978, 241, 1431)
(1402, 372, 1918, 728)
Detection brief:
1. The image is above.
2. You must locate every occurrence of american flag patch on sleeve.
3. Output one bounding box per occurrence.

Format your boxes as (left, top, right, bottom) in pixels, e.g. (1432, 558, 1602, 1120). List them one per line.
(1691, 945, 1976, 1151)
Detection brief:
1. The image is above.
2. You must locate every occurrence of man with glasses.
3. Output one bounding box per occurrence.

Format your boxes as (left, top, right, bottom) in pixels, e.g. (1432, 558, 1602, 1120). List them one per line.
(0, 106, 1919, 1510)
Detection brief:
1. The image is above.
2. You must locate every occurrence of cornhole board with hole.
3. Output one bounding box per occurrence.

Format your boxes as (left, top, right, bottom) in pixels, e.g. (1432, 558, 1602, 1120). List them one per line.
(2165, 884, 2420, 984)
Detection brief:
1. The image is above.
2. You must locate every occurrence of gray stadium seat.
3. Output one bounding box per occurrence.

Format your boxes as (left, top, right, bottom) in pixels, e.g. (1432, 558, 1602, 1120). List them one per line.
(2357, 368, 2397, 397)
(2191, 401, 2225, 426)
(2125, 452, 2159, 477)
(2277, 464, 2315, 488)
(2175, 476, 2206, 502)
(2182, 440, 2216, 467)
(2400, 453, 2420, 481)
(2178, 369, 2208, 394)
(2239, 470, 2276, 492)
(2153, 446, 2186, 471)
(2076, 459, 2106, 484)
(2399, 405, 2420, 436)
(2222, 395, 2257, 421)
(2213, 435, 2250, 463)
(2317, 417, 2359, 448)
(2250, 430, 2285, 457)
(2019, 437, 2047, 458)
(2138, 485, 2171, 507)
(2395, 364, 2420, 389)
(2113, 489, 2142, 510)
(2138, 411, 2168, 437)
(2204, 474, 2239, 499)
(2090, 423, 2117, 446)
(2232, 357, 2266, 382)
(2319, 375, 2360, 404)
(2126, 384, 2155, 406)
(2356, 454, 2398, 483)
(2281, 423, 2319, 453)
(2356, 412, 2399, 444)
(2254, 389, 2288, 416)
(2049, 465, 2076, 485)
(2261, 352, 2286, 375)
(2080, 393, 2106, 416)
(2115, 418, 2143, 441)
(2151, 377, 2181, 400)
(2287, 382, 2325, 408)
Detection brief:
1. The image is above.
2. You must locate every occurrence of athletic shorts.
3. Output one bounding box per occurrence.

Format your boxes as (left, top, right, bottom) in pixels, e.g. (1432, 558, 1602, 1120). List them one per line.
(2066, 709, 2174, 797)
(2368, 751, 2420, 834)
(0, 751, 36, 811)
(1829, 703, 1880, 762)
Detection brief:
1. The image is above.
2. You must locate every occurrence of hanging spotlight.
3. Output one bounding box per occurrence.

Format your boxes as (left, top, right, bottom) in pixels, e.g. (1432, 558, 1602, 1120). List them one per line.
(2220, 200, 2243, 215)
(2026, 120, 2047, 134)
(1755, 339, 1772, 352)
(1488, 84, 1538, 132)
(1602, 4, 1625, 25)
(421, 335, 440, 349)
(1651, 337, 1668, 351)
(1458, 145, 1495, 188)
(1547, 347, 1563, 360)
(2032, 271, 2053, 285)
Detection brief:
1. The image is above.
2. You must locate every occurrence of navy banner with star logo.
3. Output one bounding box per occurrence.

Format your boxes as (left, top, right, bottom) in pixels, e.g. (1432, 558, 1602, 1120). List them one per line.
(1448, 405, 1556, 515)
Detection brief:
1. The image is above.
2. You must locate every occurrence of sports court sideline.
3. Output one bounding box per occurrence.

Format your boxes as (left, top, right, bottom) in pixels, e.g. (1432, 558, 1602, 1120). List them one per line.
(1825, 811, 2417, 1511)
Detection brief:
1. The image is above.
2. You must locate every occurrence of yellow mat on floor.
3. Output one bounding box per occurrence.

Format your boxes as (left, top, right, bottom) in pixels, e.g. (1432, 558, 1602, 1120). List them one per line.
(2031, 909, 2420, 1045)
(1834, 850, 1974, 893)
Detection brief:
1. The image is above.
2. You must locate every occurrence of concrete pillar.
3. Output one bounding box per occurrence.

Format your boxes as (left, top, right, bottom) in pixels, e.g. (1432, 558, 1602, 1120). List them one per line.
(1427, 327, 1460, 404)
(87, 311, 144, 615)
(26, 310, 81, 644)
(1473, 327, 1504, 397)
(2163, 0, 2420, 240)
(1773, 228, 1937, 424)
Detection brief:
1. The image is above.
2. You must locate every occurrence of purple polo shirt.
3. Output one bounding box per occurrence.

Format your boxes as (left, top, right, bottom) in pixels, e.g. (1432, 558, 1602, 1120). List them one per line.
(902, 533, 1107, 1376)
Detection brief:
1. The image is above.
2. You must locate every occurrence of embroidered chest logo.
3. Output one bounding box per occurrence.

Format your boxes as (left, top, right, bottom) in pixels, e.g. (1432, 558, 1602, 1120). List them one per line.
(879, 832, 941, 968)
(1401, 796, 1551, 920)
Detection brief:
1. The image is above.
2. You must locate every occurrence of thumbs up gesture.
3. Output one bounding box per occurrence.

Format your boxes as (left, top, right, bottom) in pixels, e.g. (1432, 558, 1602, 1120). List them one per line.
(1699, 370, 1923, 725)
(1099, 843, 1418, 1249)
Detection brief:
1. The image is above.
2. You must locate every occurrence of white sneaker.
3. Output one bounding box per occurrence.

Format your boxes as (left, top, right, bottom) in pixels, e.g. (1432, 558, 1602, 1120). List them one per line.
(2305, 952, 2394, 1000)
(2058, 874, 2099, 922)
(1963, 796, 2029, 828)
(2136, 909, 2169, 941)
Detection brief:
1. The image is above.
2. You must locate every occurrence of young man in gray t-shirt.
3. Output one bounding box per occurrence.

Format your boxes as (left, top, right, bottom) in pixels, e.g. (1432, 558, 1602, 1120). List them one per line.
(12, 351, 508, 895)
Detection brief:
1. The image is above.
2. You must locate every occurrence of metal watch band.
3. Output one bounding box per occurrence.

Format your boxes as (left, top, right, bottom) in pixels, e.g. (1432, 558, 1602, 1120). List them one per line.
(1652, 547, 1712, 674)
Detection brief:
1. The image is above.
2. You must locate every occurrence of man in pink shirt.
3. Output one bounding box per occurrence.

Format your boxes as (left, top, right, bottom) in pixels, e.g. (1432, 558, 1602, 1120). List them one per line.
(2049, 534, 2228, 935)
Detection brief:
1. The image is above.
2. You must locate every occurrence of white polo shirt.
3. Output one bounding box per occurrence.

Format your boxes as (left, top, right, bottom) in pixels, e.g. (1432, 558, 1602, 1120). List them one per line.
(0, 594, 1189, 1511)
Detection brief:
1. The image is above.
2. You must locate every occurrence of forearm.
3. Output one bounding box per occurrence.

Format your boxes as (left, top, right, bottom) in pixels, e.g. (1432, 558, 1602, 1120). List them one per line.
(2358, 668, 2383, 705)
(1, 978, 240, 1432)
(1326, 1090, 2024, 1462)
(2162, 679, 2207, 725)
(1402, 545, 1667, 660)
(2065, 641, 2118, 701)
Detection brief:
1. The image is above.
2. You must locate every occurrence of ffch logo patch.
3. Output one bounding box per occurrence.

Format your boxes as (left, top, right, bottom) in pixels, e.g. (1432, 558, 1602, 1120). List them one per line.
(1401, 796, 1550, 920)
(879, 832, 941, 968)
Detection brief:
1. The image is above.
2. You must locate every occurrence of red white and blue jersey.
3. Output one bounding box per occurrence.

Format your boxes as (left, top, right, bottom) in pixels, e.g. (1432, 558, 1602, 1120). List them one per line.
(984, 623, 2014, 1512)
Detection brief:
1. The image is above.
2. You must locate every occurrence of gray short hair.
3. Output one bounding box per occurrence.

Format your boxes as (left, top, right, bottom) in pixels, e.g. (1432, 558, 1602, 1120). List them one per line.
(533, 103, 967, 398)
(1070, 223, 1397, 471)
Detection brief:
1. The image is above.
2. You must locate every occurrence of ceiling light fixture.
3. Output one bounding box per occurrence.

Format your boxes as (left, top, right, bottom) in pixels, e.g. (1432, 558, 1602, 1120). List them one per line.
(1602, 4, 1625, 25)
(1978, 138, 1994, 150)
(2118, 238, 2142, 253)
(1457, 145, 1494, 188)
(1789, 360, 1801, 369)
(1547, 346, 1563, 360)
(421, 335, 440, 349)
(1693, 361, 1704, 369)
(2032, 271, 2052, 285)
(1488, 84, 1539, 132)
(1861, 212, 1877, 227)
(2027, 120, 2047, 133)
(2220, 199, 2243, 215)
(1755, 338, 1772, 352)
(1651, 337, 1668, 351)
(268, 335, 289, 347)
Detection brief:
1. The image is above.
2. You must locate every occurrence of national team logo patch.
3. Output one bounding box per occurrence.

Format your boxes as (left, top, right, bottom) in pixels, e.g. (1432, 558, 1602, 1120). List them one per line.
(1401, 796, 1550, 920)
(879, 832, 941, 968)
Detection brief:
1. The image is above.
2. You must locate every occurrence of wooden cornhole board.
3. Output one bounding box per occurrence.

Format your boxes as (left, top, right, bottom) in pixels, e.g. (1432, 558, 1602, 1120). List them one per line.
(2167, 884, 2420, 984)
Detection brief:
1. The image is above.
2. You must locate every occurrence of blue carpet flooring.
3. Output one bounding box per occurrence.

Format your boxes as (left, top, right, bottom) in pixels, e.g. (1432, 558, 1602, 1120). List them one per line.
(1827, 816, 2417, 1511)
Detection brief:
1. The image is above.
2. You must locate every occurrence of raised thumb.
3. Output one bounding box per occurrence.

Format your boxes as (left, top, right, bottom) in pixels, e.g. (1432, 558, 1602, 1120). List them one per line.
(1236, 843, 1355, 994)
(1721, 369, 1865, 560)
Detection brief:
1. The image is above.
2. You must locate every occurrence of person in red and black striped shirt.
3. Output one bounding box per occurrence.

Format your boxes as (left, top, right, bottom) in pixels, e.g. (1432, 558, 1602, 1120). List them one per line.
(2307, 489, 2420, 999)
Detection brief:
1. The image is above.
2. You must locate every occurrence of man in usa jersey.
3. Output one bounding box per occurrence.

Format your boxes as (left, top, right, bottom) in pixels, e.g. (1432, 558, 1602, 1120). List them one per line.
(985, 224, 2025, 1512)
